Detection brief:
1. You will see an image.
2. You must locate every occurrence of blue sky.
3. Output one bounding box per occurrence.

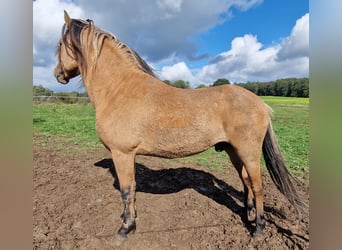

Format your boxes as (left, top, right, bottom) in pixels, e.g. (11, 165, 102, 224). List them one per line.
(195, 0, 308, 65)
(33, 0, 309, 92)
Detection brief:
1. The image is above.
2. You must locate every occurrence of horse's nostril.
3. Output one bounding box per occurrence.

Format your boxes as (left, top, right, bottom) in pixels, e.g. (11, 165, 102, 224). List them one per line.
(55, 72, 68, 84)
(55, 73, 62, 80)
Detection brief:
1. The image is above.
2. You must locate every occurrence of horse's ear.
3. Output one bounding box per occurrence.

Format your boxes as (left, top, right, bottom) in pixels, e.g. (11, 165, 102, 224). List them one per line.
(64, 10, 72, 28)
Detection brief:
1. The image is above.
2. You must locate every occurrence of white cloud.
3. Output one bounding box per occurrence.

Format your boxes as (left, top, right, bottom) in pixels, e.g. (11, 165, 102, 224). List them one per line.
(33, 0, 82, 43)
(159, 62, 196, 84)
(163, 13, 309, 86)
(195, 34, 281, 84)
(277, 13, 309, 60)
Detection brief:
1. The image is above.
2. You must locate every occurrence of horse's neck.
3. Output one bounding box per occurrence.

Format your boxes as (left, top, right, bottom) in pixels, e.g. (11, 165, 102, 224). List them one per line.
(82, 42, 152, 109)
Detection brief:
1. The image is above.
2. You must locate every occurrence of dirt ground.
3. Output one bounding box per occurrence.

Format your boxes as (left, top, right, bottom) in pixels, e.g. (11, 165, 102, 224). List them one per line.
(33, 135, 309, 249)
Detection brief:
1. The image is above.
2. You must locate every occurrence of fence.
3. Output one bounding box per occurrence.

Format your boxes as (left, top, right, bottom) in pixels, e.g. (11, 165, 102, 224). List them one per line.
(33, 96, 91, 105)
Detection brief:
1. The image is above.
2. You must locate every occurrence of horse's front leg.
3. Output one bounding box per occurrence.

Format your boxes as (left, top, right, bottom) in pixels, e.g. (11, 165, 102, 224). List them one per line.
(111, 150, 136, 237)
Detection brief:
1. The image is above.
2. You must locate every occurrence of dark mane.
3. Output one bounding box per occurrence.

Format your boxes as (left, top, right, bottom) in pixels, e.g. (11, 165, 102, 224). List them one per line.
(59, 19, 89, 71)
(58, 18, 155, 77)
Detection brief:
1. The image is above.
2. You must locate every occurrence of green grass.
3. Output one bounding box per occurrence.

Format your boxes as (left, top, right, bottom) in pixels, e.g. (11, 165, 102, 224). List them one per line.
(260, 96, 309, 106)
(33, 96, 309, 174)
(263, 96, 309, 173)
(270, 105, 309, 173)
(33, 104, 100, 148)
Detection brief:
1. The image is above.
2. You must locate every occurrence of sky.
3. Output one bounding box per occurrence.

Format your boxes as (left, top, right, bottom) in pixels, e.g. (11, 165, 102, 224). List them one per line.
(33, 0, 309, 92)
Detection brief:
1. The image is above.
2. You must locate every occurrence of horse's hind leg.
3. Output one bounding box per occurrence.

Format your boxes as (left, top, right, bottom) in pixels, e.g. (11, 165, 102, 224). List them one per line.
(225, 145, 254, 221)
(111, 150, 137, 237)
(226, 142, 265, 237)
(243, 159, 265, 237)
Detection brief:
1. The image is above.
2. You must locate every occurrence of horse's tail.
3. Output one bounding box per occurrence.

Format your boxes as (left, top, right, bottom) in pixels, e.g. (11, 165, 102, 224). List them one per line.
(262, 121, 308, 215)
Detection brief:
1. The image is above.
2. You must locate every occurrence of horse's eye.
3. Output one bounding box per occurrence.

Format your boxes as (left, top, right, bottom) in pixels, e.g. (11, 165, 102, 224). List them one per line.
(57, 42, 64, 50)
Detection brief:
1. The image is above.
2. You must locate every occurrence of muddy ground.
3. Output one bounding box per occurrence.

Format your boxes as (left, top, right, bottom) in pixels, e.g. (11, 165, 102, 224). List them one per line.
(33, 135, 309, 249)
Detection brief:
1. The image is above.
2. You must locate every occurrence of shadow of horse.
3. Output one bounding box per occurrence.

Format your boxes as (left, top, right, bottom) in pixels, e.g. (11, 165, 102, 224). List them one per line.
(94, 158, 304, 239)
(94, 159, 250, 227)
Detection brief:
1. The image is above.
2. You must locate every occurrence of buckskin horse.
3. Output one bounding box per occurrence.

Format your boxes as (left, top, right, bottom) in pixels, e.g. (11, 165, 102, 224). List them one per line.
(54, 11, 306, 238)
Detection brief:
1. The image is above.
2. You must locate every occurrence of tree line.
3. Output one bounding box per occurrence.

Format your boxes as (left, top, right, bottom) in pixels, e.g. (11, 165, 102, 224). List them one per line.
(33, 85, 88, 97)
(164, 77, 308, 97)
(235, 78, 309, 97)
(33, 77, 309, 100)
(33, 85, 89, 104)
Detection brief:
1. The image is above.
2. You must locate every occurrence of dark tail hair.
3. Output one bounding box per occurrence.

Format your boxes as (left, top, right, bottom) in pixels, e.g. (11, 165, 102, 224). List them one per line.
(262, 122, 308, 215)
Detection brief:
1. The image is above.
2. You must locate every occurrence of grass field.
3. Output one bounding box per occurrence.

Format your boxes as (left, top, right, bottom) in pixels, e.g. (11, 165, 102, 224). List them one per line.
(33, 96, 309, 175)
(260, 96, 309, 106)
(33, 104, 99, 148)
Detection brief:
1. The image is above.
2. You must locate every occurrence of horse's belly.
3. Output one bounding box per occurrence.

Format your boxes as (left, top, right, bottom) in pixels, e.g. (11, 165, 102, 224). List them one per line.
(138, 126, 225, 158)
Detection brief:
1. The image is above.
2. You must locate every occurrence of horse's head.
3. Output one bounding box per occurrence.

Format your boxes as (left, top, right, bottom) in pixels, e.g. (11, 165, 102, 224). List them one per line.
(54, 11, 85, 84)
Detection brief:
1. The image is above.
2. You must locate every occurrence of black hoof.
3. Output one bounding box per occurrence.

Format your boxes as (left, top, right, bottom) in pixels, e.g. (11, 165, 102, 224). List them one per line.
(117, 222, 136, 238)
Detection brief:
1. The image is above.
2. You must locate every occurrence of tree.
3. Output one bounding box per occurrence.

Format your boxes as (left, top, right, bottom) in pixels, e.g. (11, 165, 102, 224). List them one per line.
(33, 85, 53, 96)
(212, 78, 230, 86)
(196, 84, 207, 89)
(172, 80, 190, 89)
(162, 79, 190, 88)
(163, 80, 172, 85)
(235, 78, 309, 97)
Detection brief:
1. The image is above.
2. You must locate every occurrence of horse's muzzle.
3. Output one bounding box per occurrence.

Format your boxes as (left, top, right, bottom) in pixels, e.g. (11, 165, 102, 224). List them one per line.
(54, 67, 69, 84)
(55, 73, 69, 84)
